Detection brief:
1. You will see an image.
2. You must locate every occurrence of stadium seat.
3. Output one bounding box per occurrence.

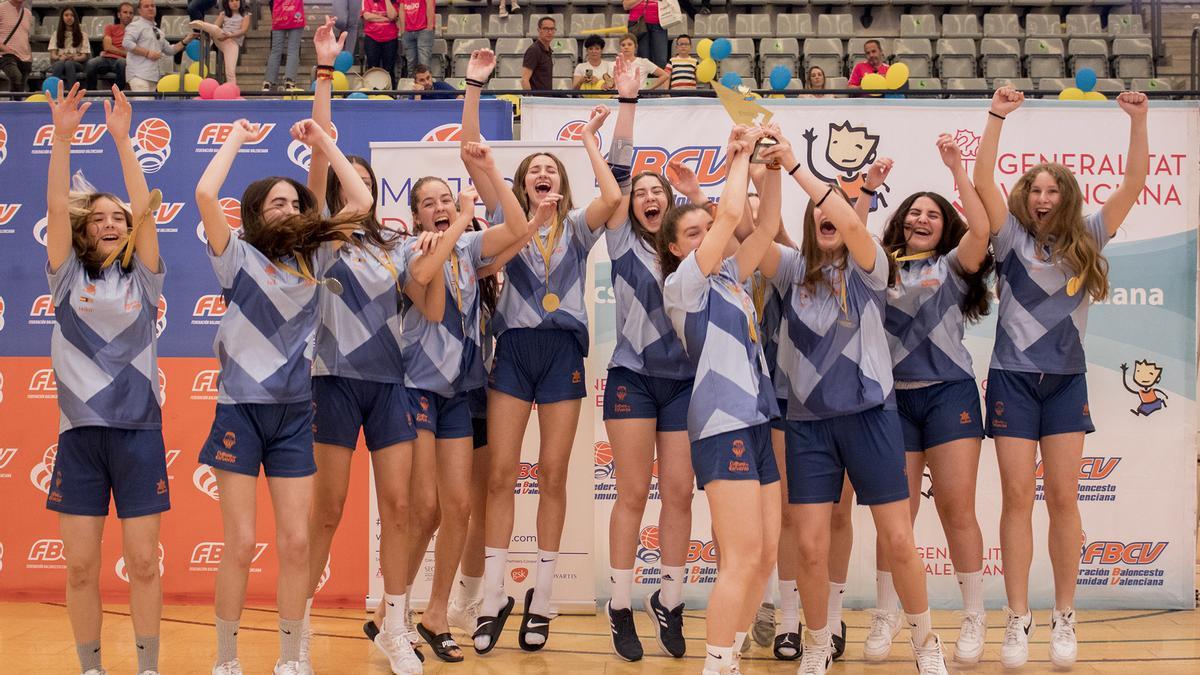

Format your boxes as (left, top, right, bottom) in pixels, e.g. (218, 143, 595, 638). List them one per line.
(488, 77, 523, 91)
(900, 14, 940, 40)
(1131, 77, 1170, 92)
(37, 16, 58, 39)
(734, 14, 772, 39)
(983, 14, 1021, 38)
(1037, 77, 1073, 93)
(569, 14, 609, 38)
(1069, 38, 1110, 77)
(718, 38, 755, 80)
(693, 14, 730, 38)
(395, 78, 414, 91)
(826, 76, 848, 90)
(1108, 14, 1147, 38)
(553, 76, 572, 91)
(81, 16, 110, 41)
(1112, 37, 1153, 78)
(161, 15, 190, 40)
(946, 77, 988, 91)
(432, 39, 450, 79)
(818, 14, 854, 39)
(848, 38, 890, 65)
(1095, 78, 1125, 93)
(991, 77, 1033, 92)
(1065, 14, 1105, 39)
(980, 38, 1021, 79)
(454, 37, 493, 78)
(1025, 14, 1062, 38)
(528, 14, 563, 37)
(487, 15, 524, 39)
(936, 38, 978, 78)
(759, 37, 800, 80)
(907, 77, 942, 93)
(892, 38, 932, 77)
(941, 13, 981, 39)
(550, 38, 578, 78)
(445, 14, 483, 39)
(1024, 38, 1064, 78)
(776, 14, 815, 39)
(666, 17, 691, 39)
(803, 38, 844, 79)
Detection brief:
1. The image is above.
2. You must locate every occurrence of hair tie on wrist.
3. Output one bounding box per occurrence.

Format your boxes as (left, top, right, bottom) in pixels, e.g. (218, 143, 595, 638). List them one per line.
(988, 110, 1006, 121)
(617, 96, 638, 104)
(316, 64, 334, 71)
(859, 186, 878, 196)
(814, 185, 835, 208)
(787, 162, 802, 176)
(465, 78, 487, 88)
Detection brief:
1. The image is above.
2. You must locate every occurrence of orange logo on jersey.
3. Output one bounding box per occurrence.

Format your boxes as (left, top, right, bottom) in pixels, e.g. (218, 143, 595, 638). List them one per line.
(993, 400, 1005, 417)
(571, 370, 581, 384)
(222, 431, 236, 449)
(616, 386, 627, 401)
(1082, 403, 1090, 416)
(419, 396, 430, 411)
(960, 411, 972, 424)
(156, 479, 167, 495)
(731, 439, 745, 458)
(728, 460, 750, 473)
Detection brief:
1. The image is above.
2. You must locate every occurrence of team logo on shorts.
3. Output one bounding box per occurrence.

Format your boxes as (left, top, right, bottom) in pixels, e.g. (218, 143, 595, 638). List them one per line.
(287, 123, 338, 171)
(223, 431, 236, 449)
(615, 386, 626, 401)
(993, 400, 1005, 417)
(731, 439, 745, 458)
(115, 542, 165, 582)
(571, 370, 581, 384)
(419, 396, 430, 411)
(132, 118, 172, 173)
(959, 410, 972, 425)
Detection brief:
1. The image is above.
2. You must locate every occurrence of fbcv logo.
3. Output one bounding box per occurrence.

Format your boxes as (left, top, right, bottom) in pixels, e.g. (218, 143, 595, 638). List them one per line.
(28, 538, 66, 562)
(28, 369, 57, 399)
(35, 124, 107, 146)
(193, 465, 220, 500)
(1080, 541, 1168, 566)
(197, 123, 275, 145)
(636, 525, 661, 564)
(1035, 456, 1121, 481)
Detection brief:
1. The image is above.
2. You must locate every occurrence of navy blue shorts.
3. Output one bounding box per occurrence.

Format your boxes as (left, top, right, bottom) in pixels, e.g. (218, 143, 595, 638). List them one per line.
(408, 389, 474, 439)
(47, 427, 170, 519)
(984, 369, 1095, 440)
(771, 398, 789, 431)
(312, 376, 416, 451)
(602, 367, 692, 432)
(691, 423, 779, 490)
(468, 387, 488, 448)
(896, 380, 984, 452)
(489, 328, 586, 404)
(784, 406, 908, 506)
(199, 402, 316, 478)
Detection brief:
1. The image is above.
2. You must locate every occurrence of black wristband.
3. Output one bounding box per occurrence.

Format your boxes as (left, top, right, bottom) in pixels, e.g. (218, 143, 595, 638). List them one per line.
(617, 96, 638, 104)
(814, 186, 835, 208)
(787, 162, 802, 176)
(988, 110, 1006, 121)
(859, 186, 878, 196)
(465, 77, 486, 88)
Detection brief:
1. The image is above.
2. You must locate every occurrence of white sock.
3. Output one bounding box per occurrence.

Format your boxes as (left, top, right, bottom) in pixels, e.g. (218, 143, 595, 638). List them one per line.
(661, 565, 685, 609)
(906, 609, 933, 646)
(456, 574, 483, 603)
(481, 547, 508, 616)
(807, 624, 831, 647)
(779, 580, 800, 633)
(957, 569, 984, 613)
(828, 581, 847, 636)
(382, 593, 407, 635)
(609, 567, 633, 611)
(303, 597, 313, 632)
(877, 571, 900, 613)
(405, 585, 412, 616)
(733, 630, 748, 662)
(530, 549, 558, 617)
(762, 566, 778, 604)
(703, 643, 733, 672)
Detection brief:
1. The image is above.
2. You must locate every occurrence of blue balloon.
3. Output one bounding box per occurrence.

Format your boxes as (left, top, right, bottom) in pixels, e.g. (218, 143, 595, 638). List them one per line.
(334, 51, 354, 73)
(769, 65, 792, 91)
(185, 39, 202, 62)
(710, 37, 732, 61)
(347, 91, 368, 99)
(719, 71, 742, 89)
(41, 75, 62, 96)
(1075, 67, 1097, 93)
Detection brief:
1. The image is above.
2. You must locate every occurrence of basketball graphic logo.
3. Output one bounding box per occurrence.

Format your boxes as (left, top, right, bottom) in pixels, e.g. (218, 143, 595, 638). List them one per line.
(132, 118, 172, 173)
(195, 197, 243, 243)
(115, 543, 165, 582)
(0, 123, 7, 165)
(158, 368, 167, 406)
(557, 120, 601, 148)
(593, 440, 615, 480)
(423, 124, 470, 143)
(155, 295, 167, 338)
(33, 217, 48, 246)
(639, 525, 660, 551)
(288, 123, 338, 171)
(0, 295, 5, 333)
(29, 444, 58, 495)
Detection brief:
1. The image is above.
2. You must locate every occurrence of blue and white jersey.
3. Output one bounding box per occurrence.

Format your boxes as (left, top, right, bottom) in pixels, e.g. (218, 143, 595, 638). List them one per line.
(209, 236, 330, 405)
(606, 219, 693, 378)
(48, 255, 164, 433)
(663, 254, 777, 442)
(772, 244, 893, 421)
(884, 249, 974, 382)
(756, 274, 787, 399)
(313, 234, 409, 384)
(991, 212, 1109, 374)
(400, 230, 490, 397)
(491, 205, 602, 355)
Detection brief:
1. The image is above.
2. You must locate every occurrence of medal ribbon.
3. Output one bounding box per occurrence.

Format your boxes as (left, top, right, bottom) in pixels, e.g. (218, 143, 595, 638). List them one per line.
(532, 219, 563, 309)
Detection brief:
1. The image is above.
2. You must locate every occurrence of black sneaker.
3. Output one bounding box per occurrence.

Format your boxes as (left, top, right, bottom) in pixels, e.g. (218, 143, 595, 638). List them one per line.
(832, 620, 848, 661)
(607, 601, 643, 661)
(644, 589, 686, 658)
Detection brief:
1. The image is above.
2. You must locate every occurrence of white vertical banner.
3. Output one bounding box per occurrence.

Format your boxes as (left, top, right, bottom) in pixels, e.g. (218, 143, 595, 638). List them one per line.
(523, 97, 1199, 610)
(370, 140, 600, 612)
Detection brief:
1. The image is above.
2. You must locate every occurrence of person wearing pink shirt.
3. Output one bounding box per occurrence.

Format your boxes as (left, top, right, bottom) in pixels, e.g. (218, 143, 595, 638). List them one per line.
(848, 39, 888, 89)
(363, 0, 400, 83)
(401, 0, 434, 77)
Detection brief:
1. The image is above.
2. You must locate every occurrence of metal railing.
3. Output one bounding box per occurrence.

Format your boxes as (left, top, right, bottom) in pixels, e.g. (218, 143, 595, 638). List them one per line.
(1191, 26, 1200, 93)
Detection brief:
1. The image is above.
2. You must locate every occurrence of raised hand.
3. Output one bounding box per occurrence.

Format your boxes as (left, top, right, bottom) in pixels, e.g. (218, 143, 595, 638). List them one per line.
(462, 141, 496, 171)
(289, 118, 328, 146)
(864, 157, 894, 189)
(935, 133, 961, 169)
(227, 119, 259, 146)
(314, 16, 347, 66)
(531, 193, 562, 227)
(581, 104, 610, 142)
(458, 187, 479, 214)
(613, 56, 641, 98)
(665, 158, 701, 196)
(411, 229, 444, 255)
(467, 49, 497, 82)
(1116, 90, 1148, 118)
(102, 85, 132, 139)
(47, 82, 91, 141)
(990, 85, 1025, 117)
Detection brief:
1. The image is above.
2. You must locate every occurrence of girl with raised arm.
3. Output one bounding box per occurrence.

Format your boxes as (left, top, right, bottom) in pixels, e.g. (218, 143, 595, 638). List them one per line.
(44, 83, 166, 675)
(458, 48, 624, 654)
(972, 86, 1148, 669)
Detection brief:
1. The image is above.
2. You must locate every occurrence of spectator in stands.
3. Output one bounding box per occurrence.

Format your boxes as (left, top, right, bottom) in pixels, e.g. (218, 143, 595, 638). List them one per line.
(848, 38, 888, 89)
(411, 62, 458, 99)
(799, 65, 828, 99)
(521, 15, 554, 92)
(49, 7, 91, 90)
(624, 0, 667, 68)
(187, 0, 217, 24)
(123, 0, 195, 93)
(679, 0, 710, 17)
(86, 2, 134, 91)
(616, 32, 667, 90)
(572, 35, 613, 92)
(264, 0, 305, 91)
(498, 0, 519, 19)
(332, 0, 362, 57)
(667, 34, 696, 90)
(0, 0, 34, 93)
(190, 0, 250, 87)
(362, 0, 399, 84)
(401, 0, 435, 77)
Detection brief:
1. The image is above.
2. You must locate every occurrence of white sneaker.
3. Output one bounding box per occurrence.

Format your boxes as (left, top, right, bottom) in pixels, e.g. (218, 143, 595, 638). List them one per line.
(1000, 607, 1033, 669)
(272, 661, 303, 675)
(1050, 608, 1078, 668)
(752, 602, 776, 647)
(404, 609, 420, 646)
(863, 609, 903, 661)
(954, 610, 987, 664)
(798, 635, 833, 675)
(497, 5, 508, 17)
(913, 634, 949, 675)
(138, 671, 159, 675)
(212, 660, 243, 675)
(82, 670, 107, 675)
(509, 1, 522, 11)
(374, 628, 423, 674)
(448, 596, 481, 635)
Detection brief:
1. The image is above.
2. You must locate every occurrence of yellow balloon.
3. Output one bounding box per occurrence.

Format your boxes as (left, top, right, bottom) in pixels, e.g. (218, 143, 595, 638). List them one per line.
(156, 73, 182, 93)
(25, 93, 48, 102)
(696, 38, 713, 62)
(331, 71, 349, 92)
(696, 58, 717, 84)
(183, 73, 203, 93)
(368, 94, 392, 100)
(768, 93, 786, 99)
(1083, 90, 1107, 101)
(1058, 87, 1085, 101)
(187, 61, 209, 77)
(884, 62, 909, 89)
(860, 73, 887, 91)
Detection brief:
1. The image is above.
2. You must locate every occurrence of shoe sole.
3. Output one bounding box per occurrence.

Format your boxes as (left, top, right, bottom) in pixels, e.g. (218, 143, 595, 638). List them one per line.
(954, 647, 984, 664)
(642, 593, 683, 658)
(607, 602, 643, 662)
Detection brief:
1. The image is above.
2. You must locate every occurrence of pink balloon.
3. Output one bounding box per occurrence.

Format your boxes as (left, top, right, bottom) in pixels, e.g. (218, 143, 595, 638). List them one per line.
(214, 82, 241, 100)
(198, 78, 220, 100)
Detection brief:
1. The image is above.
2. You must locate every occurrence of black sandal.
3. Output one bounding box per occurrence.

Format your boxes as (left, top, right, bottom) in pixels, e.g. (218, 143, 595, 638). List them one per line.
(518, 587, 552, 652)
(773, 631, 802, 660)
(472, 595, 515, 655)
(417, 622, 464, 662)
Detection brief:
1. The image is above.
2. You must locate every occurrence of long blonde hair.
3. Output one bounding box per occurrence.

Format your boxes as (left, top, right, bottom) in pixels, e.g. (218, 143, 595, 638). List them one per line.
(1007, 163, 1109, 302)
(513, 152, 574, 225)
(70, 192, 132, 276)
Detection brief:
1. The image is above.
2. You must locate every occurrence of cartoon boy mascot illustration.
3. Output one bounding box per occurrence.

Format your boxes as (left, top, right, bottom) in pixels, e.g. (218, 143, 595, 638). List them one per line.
(803, 120, 890, 210)
(1120, 360, 1168, 416)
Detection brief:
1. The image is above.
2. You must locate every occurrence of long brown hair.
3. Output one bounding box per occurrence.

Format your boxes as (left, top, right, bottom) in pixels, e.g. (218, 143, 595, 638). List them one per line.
(513, 152, 574, 225)
(326, 155, 396, 249)
(798, 184, 853, 292)
(654, 203, 709, 278)
(69, 192, 132, 276)
(1007, 162, 1109, 301)
(629, 172, 675, 252)
(56, 7, 83, 50)
(240, 177, 360, 264)
(881, 191, 993, 323)
(408, 175, 453, 231)
(408, 177, 500, 317)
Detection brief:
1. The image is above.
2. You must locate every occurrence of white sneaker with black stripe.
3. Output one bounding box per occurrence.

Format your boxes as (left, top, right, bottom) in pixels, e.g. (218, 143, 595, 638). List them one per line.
(1050, 608, 1078, 668)
(1000, 607, 1034, 669)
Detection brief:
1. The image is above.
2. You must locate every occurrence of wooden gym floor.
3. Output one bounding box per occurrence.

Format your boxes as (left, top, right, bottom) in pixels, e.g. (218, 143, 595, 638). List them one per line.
(3, 602, 1198, 673)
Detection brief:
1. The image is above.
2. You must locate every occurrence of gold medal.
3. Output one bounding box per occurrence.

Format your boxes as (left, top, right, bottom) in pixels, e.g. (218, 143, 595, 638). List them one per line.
(542, 292, 561, 312)
(1066, 276, 1081, 297)
(532, 219, 564, 315)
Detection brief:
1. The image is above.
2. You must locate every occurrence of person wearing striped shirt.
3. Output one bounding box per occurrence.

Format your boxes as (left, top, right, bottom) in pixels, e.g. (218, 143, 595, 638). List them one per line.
(667, 34, 697, 90)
